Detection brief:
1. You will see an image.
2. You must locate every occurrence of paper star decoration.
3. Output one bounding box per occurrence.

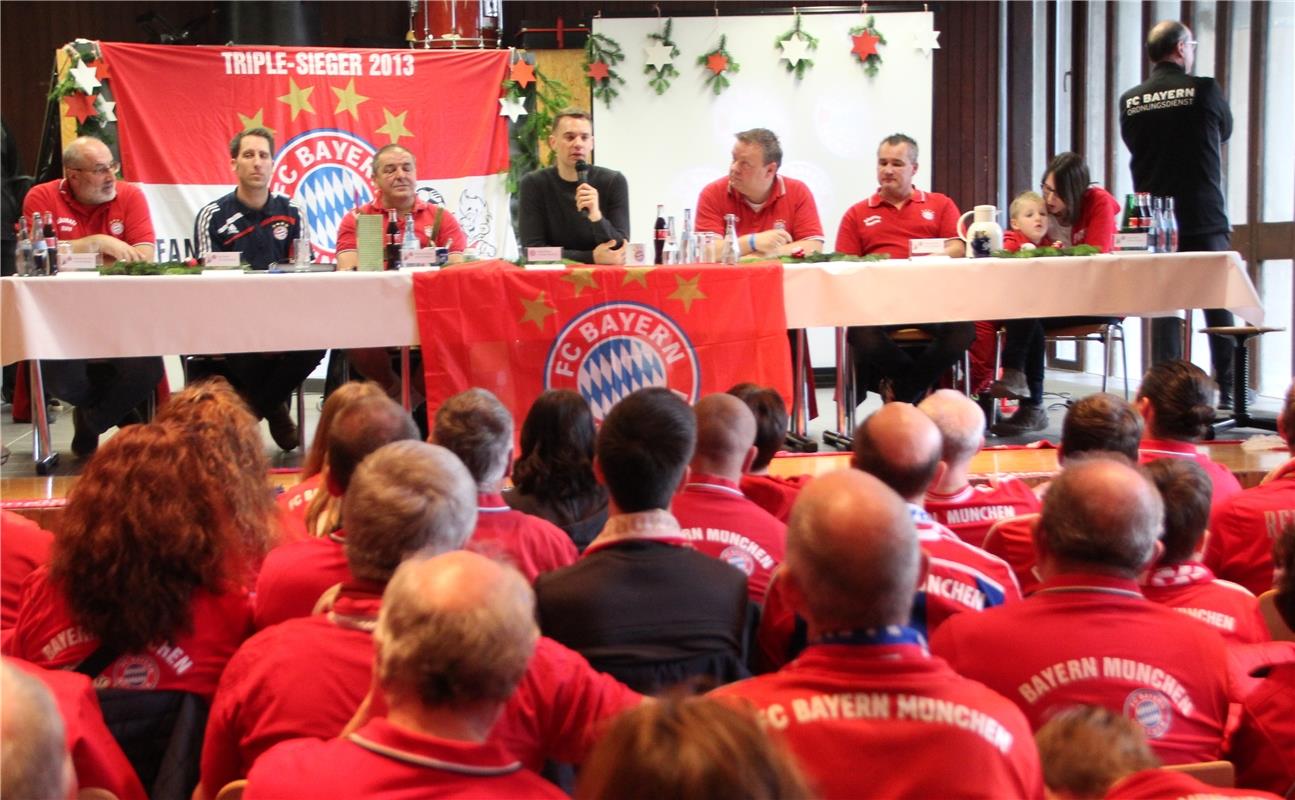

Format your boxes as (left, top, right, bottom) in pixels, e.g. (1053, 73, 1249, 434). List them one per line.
(911, 28, 941, 55)
(780, 36, 812, 66)
(498, 95, 527, 122)
(668, 273, 706, 312)
(587, 60, 611, 81)
(95, 96, 116, 122)
(69, 60, 102, 93)
(520, 291, 557, 329)
(705, 52, 729, 75)
(93, 60, 111, 82)
(509, 60, 535, 88)
(375, 107, 413, 145)
(237, 108, 275, 136)
(560, 268, 599, 297)
(277, 78, 316, 120)
(64, 92, 99, 124)
(645, 42, 675, 71)
(851, 31, 881, 60)
(622, 266, 654, 287)
(331, 79, 369, 119)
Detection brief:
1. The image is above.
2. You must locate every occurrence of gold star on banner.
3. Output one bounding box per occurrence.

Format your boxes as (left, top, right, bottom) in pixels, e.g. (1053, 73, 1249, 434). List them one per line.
(520, 291, 557, 330)
(621, 266, 654, 288)
(277, 78, 316, 120)
(331, 79, 369, 119)
(668, 273, 706, 312)
(376, 107, 413, 145)
(237, 108, 275, 136)
(560, 268, 599, 296)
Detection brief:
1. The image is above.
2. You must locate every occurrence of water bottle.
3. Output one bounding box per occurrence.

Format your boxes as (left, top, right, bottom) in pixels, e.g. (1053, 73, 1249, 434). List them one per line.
(294, 220, 312, 267)
(14, 217, 33, 276)
(664, 216, 677, 264)
(721, 213, 740, 265)
(678, 208, 693, 264)
(400, 212, 418, 267)
(1163, 198, 1179, 253)
(1147, 197, 1162, 253)
(30, 212, 49, 275)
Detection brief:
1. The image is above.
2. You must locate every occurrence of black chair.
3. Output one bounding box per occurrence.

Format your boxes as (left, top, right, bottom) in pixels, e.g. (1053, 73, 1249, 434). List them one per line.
(97, 689, 208, 800)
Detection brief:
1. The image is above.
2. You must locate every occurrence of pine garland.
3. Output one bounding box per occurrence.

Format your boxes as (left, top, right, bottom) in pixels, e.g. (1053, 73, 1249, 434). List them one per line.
(775, 11, 819, 80)
(698, 34, 740, 96)
(850, 17, 887, 77)
(502, 54, 574, 193)
(50, 41, 115, 145)
(644, 18, 681, 95)
(585, 32, 626, 109)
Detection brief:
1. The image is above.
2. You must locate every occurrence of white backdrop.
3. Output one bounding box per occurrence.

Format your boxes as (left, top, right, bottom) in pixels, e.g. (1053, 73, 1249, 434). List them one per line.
(592, 12, 936, 253)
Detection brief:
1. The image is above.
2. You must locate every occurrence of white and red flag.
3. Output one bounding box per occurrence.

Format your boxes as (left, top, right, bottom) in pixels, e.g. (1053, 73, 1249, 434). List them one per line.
(98, 43, 513, 261)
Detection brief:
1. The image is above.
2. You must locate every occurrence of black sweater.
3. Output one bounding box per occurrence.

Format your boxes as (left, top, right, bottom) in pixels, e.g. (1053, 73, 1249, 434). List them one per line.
(517, 165, 630, 263)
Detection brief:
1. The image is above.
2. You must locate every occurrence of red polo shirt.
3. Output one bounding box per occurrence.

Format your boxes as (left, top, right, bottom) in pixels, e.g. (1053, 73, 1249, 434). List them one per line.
(9, 657, 147, 800)
(335, 194, 467, 254)
(672, 474, 787, 603)
(1231, 659, 1295, 795)
(244, 717, 568, 800)
(22, 178, 155, 247)
(694, 175, 824, 242)
(930, 572, 1232, 765)
(1104, 768, 1281, 799)
(1138, 437, 1243, 516)
(6, 566, 252, 701)
(924, 477, 1042, 548)
(276, 473, 324, 539)
(835, 188, 960, 258)
(1139, 563, 1268, 645)
(983, 513, 1042, 594)
(739, 473, 809, 524)
(468, 494, 579, 583)
(252, 533, 351, 630)
(712, 641, 1044, 799)
(1205, 457, 1295, 595)
(912, 506, 1021, 636)
(1, 511, 52, 632)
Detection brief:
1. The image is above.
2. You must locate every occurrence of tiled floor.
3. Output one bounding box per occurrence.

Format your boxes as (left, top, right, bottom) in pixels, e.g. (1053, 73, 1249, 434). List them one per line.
(1, 370, 1283, 480)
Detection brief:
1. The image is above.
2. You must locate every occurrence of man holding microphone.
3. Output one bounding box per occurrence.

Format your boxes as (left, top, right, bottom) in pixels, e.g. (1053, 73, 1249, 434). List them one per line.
(518, 109, 629, 264)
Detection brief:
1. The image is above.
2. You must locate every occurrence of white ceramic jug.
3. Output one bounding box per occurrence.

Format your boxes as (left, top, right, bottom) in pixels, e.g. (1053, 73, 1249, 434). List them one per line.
(956, 205, 1004, 258)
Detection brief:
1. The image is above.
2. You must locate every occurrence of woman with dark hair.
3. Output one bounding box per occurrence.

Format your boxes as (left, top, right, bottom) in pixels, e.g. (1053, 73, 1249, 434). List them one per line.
(5, 424, 255, 700)
(991, 152, 1122, 436)
(504, 390, 608, 551)
(1136, 359, 1242, 514)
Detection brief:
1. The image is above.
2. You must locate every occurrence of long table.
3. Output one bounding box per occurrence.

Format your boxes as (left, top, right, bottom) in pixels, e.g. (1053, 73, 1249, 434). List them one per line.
(1, 252, 1264, 471)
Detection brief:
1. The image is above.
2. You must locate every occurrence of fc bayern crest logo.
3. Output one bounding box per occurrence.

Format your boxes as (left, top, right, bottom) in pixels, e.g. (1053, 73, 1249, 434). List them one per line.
(544, 301, 699, 421)
(109, 655, 161, 690)
(719, 545, 756, 576)
(1123, 688, 1173, 739)
(272, 129, 377, 261)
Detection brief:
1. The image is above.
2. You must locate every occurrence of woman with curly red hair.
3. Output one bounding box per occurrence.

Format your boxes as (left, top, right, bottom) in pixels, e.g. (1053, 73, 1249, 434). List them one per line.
(4, 423, 256, 700)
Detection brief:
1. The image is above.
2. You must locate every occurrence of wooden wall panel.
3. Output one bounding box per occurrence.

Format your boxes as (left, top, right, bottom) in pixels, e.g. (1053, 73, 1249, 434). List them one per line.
(930, 1, 999, 212)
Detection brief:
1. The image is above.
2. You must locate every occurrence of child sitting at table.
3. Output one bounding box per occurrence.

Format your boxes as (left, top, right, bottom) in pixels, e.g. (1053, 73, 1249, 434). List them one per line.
(1001, 191, 1062, 251)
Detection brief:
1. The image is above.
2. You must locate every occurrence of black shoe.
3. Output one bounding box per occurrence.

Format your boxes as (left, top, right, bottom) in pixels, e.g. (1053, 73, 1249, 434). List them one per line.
(991, 404, 1049, 436)
(265, 402, 299, 451)
(989, 368, 1030, 400)
(71, 406, 100, 458)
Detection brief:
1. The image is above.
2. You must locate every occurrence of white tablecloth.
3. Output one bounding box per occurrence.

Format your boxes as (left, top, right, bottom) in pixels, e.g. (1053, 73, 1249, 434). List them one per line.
(1, 252, 1263, 365)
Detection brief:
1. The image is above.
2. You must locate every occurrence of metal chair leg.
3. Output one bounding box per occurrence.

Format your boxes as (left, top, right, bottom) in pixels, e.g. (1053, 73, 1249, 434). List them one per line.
(822, 327, 855, 451)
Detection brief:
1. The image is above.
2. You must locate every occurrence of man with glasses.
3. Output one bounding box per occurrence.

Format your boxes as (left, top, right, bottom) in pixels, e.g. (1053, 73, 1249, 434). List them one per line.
(1120, 20, 1236, 408)
(21, 136, 161, 457)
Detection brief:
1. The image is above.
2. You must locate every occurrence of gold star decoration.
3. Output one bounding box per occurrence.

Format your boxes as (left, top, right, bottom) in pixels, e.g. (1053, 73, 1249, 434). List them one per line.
(237, 108, 275, 136)
(667, 273, 706, 312)
(277, 78, 316, 121)
(376, 107, 413, 145)
(560, 268, 599, 297)
(520, 291, 557, 330)
(621, 266, 654, 287)
(331, 79, 369, 119)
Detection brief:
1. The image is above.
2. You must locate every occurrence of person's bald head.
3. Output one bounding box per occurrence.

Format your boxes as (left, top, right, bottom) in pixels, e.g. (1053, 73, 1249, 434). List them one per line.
(1147, 20, 1193, 70)
(852, 402, 943, 502)
(918, 389, 985, 468)
(785, 469, 919, 630)
(376, 551, 538, 709)
(1, 661, 72, 800)
(692, 393, 758, 479)
(343, 441, 478, 583)
(1037, 457, 1164, 578)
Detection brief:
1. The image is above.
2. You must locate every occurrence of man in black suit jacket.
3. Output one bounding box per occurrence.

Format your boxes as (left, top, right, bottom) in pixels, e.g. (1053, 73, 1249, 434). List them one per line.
(535, 388, 750, 694)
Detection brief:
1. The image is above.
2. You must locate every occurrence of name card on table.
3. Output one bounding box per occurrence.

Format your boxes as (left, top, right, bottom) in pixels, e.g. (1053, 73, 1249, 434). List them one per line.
(625, 243, 649, 266)
(908, 238, 948, 257)
(526, 247, 564, 263)
(1114, 232, 1150, 252)
(61, 253, 100, 270)
(204, 252, 243, 268)
(403, 248, 443, 267)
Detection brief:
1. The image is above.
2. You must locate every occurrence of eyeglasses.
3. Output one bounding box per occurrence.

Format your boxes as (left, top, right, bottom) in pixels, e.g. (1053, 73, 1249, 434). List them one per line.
(1039, 183, 1058, 198)
(69, 161, 119, 177)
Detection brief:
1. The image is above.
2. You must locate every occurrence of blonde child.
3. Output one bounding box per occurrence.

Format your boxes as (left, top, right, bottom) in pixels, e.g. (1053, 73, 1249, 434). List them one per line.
(1002, 191, 1061, 251)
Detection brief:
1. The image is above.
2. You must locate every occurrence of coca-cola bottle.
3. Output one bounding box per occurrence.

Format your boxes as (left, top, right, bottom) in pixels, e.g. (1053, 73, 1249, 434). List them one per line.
(42, 212, 58, 274)
(653, 204, 667, 264)
(384, 209, 400, 270)
(1138, 193, 1153, 232)
(1163, 197, 1179, 253)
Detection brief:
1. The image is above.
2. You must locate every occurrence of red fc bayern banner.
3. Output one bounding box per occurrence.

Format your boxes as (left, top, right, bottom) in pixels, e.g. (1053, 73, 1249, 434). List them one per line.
(97, 43, 512, 261)
(415, 262, 793, 425)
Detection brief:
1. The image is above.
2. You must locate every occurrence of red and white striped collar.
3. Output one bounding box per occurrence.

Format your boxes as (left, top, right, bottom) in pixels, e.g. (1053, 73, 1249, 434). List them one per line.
(1033, 572, 1145, 599)
(868, 187, 929, 208)
(477, 492, 510, 512)
(347, 718, 522, 776)
(583, 509, 689, 557)
(1141, 563, 1212, 588)
(1138, 437, 1202, 458)
(924, 483, 976, 504)
(683, 473, 744, 497)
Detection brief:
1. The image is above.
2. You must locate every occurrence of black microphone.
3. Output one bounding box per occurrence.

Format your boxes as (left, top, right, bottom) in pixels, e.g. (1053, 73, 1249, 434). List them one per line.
(575, 160, 590, 217)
